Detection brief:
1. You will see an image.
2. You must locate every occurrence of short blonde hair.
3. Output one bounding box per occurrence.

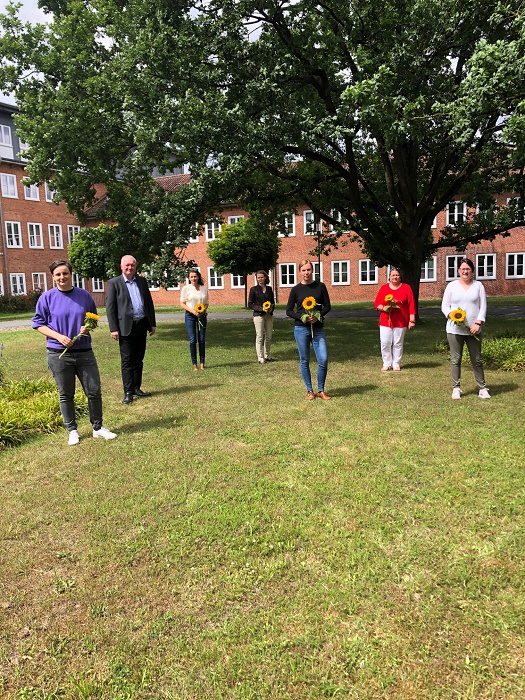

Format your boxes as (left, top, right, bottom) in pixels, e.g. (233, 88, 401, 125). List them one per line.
(298, 259, 313, 270)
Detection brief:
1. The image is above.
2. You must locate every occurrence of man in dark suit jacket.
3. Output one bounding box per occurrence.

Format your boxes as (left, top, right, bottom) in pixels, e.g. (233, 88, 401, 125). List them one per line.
(106, 255, 157, 404)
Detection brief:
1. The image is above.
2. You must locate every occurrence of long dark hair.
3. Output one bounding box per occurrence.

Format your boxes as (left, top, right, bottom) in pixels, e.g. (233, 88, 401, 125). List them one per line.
(188, 269, 205, 286)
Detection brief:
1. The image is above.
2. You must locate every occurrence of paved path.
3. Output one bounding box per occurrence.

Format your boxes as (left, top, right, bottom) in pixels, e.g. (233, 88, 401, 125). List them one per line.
(0, 305, 522, 331)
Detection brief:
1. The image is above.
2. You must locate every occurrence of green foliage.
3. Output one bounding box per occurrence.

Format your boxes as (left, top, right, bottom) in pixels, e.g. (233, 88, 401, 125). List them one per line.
(0, 290, 42, 313)
(207, 218, 281, 277)
(435, 334, 525, 371)
(0, 377, 88, 448)
(68, 224, 122, 280)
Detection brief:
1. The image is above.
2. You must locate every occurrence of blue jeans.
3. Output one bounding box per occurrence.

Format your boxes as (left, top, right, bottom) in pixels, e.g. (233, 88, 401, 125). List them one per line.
(293, 325, 328, 393)
(47, 349, 103, 431)
(185, 311, 207, 365)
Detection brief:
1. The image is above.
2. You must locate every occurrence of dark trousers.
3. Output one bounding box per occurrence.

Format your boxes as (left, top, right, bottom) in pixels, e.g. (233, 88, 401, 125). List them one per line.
(119, 317, 149, 394)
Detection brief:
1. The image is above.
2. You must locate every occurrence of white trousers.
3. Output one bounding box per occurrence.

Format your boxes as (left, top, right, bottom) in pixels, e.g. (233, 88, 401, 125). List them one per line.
(379, 326, 407, 369)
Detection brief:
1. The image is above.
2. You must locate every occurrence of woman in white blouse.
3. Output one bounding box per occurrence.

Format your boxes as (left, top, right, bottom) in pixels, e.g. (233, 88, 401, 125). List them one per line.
(180, 270, 209, 370)
(441, 258, 490, 399)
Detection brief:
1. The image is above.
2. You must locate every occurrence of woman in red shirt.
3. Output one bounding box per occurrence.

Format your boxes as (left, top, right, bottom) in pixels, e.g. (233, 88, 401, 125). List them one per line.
(374, 269, 416, 371)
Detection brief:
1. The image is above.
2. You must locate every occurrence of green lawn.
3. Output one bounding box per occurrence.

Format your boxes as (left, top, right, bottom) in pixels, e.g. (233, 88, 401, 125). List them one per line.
(1, 315, 524, 699)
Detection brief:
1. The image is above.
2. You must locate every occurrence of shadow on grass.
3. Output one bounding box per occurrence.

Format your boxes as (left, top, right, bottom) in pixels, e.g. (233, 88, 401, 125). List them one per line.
(401, 361, 442, 369)
(116, 413, 189, 433)
(159, 382, 222, 396)
(332, 383, 377, 397)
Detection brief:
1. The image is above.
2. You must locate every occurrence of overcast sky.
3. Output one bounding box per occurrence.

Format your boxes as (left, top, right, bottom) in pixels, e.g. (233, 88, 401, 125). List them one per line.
(1, 0, 48, 104)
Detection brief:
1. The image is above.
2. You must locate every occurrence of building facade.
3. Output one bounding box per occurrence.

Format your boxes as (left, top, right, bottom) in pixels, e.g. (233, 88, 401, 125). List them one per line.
(2, 103, 525, 309)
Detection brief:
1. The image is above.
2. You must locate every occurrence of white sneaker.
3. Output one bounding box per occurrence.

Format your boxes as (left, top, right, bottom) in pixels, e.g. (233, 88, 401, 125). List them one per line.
(68, 430, 80, 446)
(451, 388, 462, 400)
(479, 388, 491, 399)
(93, 426, 117, 440)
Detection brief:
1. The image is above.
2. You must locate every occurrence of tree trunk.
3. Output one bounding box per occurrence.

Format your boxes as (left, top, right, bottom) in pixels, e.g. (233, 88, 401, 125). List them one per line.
(399, 258, 422, 321)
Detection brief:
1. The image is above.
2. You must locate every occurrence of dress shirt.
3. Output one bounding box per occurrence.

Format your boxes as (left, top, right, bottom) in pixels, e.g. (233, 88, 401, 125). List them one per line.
(124, 275, 146, 320)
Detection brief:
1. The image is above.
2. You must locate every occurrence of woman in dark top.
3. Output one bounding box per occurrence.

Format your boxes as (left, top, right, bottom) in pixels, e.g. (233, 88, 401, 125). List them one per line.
(248, 270, 275, 364)
(286, 259, 332, 400)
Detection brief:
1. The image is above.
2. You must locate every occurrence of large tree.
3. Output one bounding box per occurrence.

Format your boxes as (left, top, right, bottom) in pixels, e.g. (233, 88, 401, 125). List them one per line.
(1, 0, 525, 303)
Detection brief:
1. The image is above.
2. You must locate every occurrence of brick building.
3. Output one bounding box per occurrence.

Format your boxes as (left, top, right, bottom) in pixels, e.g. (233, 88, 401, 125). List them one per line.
(2, 101, 525, 309)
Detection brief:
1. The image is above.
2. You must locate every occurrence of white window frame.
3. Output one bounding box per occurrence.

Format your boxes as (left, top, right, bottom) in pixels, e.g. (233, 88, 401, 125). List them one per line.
(329, 209, 349, 232)
(92, 278, 105, 293)
(279, 263, 296, 287)
(231, 274, 245, 289)
(206, 221, 220, 241)
(359, 259, 378, 285)
(446, 201, 466, 226)
(446, 254, 465, 281)
(24, 183, 40, 201)
(304, 210, 319, 236)
(10, 273, 26, 295)
(5, 221, 22, 248)
(420, 257, 437, 282)
(45, 182, 56, 202)
(71, 274, 85, 289)
(278, 213, 295, 237)
(331, 260, 350, 285)
(476, 253, 496, 280)
(67, 225, 80, 245)
(0, 125, 12, 146)
(48, 224, 63, 249)
(32, 272, 47, 292)
(506, 253, 525, 279)
(188, 224, 200, 243)
(0, 273, 4, 295)
(1, 173, 17, 198)
(227, 215, 244, 225)
(312, 261, 323, 282)
(208, 267, 224, 289)
(28, 222, 43, 249)
(507, 197, 525, 223)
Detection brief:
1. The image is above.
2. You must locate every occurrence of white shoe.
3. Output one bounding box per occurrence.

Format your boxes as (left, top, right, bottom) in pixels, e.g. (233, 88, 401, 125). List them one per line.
(479, 388, 491, 399)
(381, 366, 391, 372)
(93, 426, 117, 440)
(451, 388, 462, 400)
(68, 430, 80, 446)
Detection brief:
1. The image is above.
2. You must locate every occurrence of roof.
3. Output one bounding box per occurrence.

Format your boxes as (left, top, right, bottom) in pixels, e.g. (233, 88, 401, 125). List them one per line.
(154, 173, 192, 191)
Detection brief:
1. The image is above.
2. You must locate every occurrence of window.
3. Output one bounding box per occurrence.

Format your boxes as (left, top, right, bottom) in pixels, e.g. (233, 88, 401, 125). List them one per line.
(304, 210, 320, 236)
(32, 272, 47, 292)
(208, 267, 223, 289)
(507, 197, 525, 223)
(206, 221, 220, 241)
(279, 263, 296, 287)
(476, 254, 496, 280)
(446, 254, 465, 280)
(67, 225, 80, 245)
(10, 273, 26, 295)
(506, 253, 525, 279)
(5, 221, 22, 248)
(0, 125, 12, 145)
(278, 213, 295, 237)
(446, 201, 466, 226)
(0, 273, 3, 295)
(28, 223, 43, 248)
(231, 274, 245, 289)
(332, 260, 350, 285)
(420, 257, 437, 282)
(24, 183, 39, 200)
(45, 182, 56, 202)
(1, 173, 17, 198)
(359, 259, 378, 284)
(228, 215, 244, 225)
(188, 224, 200, 243)
(312, 261, 323, 282)
(92, 278, 105, 292)
(72, 274, 85, 289)
(49, 224, 63, 249)
(330, 209, 349, 232)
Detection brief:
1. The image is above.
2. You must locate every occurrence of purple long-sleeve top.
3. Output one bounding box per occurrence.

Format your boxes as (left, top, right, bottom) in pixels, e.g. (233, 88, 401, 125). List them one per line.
(32, 287, 97, 351)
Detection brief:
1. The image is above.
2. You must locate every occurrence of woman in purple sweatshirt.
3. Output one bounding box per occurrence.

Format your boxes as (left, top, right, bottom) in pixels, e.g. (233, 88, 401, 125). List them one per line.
(32, 259, 116, 446)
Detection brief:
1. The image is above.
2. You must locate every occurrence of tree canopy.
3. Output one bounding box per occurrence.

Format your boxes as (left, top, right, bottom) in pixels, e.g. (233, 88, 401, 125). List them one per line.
(1, 0, 525, 299)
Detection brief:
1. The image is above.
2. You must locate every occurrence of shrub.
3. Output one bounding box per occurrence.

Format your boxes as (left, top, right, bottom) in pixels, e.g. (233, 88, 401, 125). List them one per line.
(435, 336, 525, 371)
(0, 377, 88, 448)
(0, 289, 43, 313)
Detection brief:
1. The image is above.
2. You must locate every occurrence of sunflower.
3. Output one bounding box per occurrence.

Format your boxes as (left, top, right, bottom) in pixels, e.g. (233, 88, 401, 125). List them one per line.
(384, 294, 394, 303)
(86, 312, 100, 321)
(195, 303, 206, 314)
(450, 309, 466, 323)
(302, 296, 317, 311)
(262, 301, 272, 312)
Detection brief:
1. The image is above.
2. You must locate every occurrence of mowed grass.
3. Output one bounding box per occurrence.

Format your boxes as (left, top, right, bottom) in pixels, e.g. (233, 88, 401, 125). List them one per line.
(0, 314, 524, 699)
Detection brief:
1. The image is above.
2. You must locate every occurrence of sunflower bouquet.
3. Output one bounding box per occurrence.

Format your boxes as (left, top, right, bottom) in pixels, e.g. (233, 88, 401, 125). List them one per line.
(59, 312, 99, 358)
(383, 293, 399, 313)
(449, 307, 480, 340)
(262, 300, 272, 314)
(195, 303, 206, 330)
(301, 295, 322, 336)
